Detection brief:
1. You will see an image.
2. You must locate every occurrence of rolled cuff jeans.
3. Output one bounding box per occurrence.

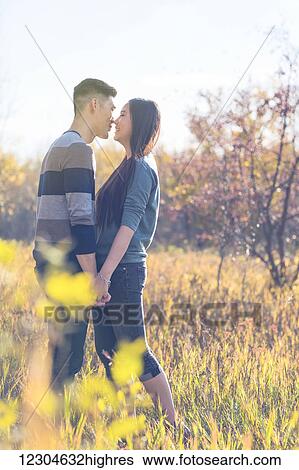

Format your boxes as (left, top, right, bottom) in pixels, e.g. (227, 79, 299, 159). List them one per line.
(93, 261, 164, 383)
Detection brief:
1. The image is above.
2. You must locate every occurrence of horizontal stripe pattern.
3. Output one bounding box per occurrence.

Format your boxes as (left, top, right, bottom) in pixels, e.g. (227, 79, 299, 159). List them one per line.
(34, 131, 96, 258)
(37, 195, 69, 219)
(40, 143, 95, 172)
(35, 218, 73, 242)
(66, 193, 95, 225)
(37, 168, 95, 196)
(63, 168, 95, 195)
(36, 195, 95, 221)
(38, 171, 64, 196)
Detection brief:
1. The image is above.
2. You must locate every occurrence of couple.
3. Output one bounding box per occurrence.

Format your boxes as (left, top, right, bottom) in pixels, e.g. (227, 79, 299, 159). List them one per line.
(33, 78, 188, 439)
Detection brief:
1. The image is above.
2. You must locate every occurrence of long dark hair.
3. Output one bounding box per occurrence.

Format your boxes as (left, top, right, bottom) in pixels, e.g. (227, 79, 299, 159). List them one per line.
(95, 98, 161, 236)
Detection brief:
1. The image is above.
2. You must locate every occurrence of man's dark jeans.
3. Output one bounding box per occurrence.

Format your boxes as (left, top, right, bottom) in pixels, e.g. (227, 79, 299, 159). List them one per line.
(35, 261, 163, 392)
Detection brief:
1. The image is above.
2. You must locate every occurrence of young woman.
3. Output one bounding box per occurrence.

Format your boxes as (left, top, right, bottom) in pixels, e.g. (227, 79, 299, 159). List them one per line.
(94, 98, 182, 435)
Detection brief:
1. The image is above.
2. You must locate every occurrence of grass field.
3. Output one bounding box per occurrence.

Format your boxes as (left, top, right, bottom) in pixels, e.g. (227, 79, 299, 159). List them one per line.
(0, 242, 298, 450)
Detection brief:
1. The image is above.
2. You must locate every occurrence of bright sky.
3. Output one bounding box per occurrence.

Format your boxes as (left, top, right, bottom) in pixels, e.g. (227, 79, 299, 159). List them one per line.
(0, 0, 298, 160)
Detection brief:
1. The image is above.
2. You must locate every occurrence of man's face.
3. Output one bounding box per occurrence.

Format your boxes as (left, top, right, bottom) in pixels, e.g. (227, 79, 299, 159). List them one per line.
(92, 95, 115, 139)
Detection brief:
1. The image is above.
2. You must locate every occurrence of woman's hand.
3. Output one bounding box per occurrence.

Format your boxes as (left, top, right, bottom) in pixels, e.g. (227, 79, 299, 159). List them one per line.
(94, 273, 111, 306)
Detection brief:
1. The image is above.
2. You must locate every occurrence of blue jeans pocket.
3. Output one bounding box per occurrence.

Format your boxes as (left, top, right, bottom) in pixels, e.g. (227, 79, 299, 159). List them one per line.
(109, 265, 128, 300)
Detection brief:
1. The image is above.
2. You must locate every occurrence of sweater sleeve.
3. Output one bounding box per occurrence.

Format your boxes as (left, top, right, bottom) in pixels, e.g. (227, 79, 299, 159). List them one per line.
(121, 159, 154, 232)
(62, 142, 96, 255)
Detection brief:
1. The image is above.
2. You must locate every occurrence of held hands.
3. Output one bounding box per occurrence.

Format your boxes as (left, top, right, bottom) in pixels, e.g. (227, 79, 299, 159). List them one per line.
(93, 272, 111, 306)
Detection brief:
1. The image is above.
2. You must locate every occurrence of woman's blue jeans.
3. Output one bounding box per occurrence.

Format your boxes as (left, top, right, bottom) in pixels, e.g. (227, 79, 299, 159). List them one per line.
(35, 261, 163, 391)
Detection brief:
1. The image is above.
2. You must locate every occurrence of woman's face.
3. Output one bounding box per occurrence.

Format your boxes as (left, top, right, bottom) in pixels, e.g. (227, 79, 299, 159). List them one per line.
(114, 103, 132, 146)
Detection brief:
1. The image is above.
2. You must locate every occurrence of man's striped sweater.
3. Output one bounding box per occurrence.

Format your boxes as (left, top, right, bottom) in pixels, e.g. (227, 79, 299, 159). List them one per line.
(33, 130, 96, 272)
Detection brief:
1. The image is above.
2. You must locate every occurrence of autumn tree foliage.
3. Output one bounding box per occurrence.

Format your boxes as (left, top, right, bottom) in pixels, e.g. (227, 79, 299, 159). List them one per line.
(0, 151, 38, 240)
(161, 56, 299, 287)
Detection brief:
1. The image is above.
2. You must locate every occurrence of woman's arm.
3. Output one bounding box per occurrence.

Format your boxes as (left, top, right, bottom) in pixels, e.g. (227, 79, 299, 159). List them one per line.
(99, 225, 134, 280)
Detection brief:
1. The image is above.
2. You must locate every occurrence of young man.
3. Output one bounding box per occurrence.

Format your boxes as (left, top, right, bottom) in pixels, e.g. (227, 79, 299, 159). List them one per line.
(33, 78, 116, 390)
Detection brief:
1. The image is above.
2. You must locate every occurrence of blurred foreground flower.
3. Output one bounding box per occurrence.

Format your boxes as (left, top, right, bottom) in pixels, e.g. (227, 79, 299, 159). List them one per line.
(44, 271, 97, 306)
(75, 376, 119, 412)
(0, 239, 16, 266)
(34, 297, 57, 319)
(111, 338, 146, 386)
(0, 400, 18, 430)
(35, 241, 69, 267)
(21, 346, 62, 449)
(107, 415, 146, 441)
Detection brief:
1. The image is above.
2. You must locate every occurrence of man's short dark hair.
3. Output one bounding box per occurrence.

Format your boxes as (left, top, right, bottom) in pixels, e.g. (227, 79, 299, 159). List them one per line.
(73, 78, 117, 114)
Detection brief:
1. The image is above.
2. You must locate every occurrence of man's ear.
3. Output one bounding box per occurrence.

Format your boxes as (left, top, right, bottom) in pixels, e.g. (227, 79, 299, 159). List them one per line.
(89, 97, 97, 112)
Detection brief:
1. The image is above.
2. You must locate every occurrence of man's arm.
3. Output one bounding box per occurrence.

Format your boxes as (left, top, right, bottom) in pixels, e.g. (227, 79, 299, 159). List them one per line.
(62, 143, 108, 302)
(76, 252, 97, 276)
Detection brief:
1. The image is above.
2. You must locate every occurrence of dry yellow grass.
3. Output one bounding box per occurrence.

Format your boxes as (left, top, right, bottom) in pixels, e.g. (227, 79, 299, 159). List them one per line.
(0, 242, 298, 450)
